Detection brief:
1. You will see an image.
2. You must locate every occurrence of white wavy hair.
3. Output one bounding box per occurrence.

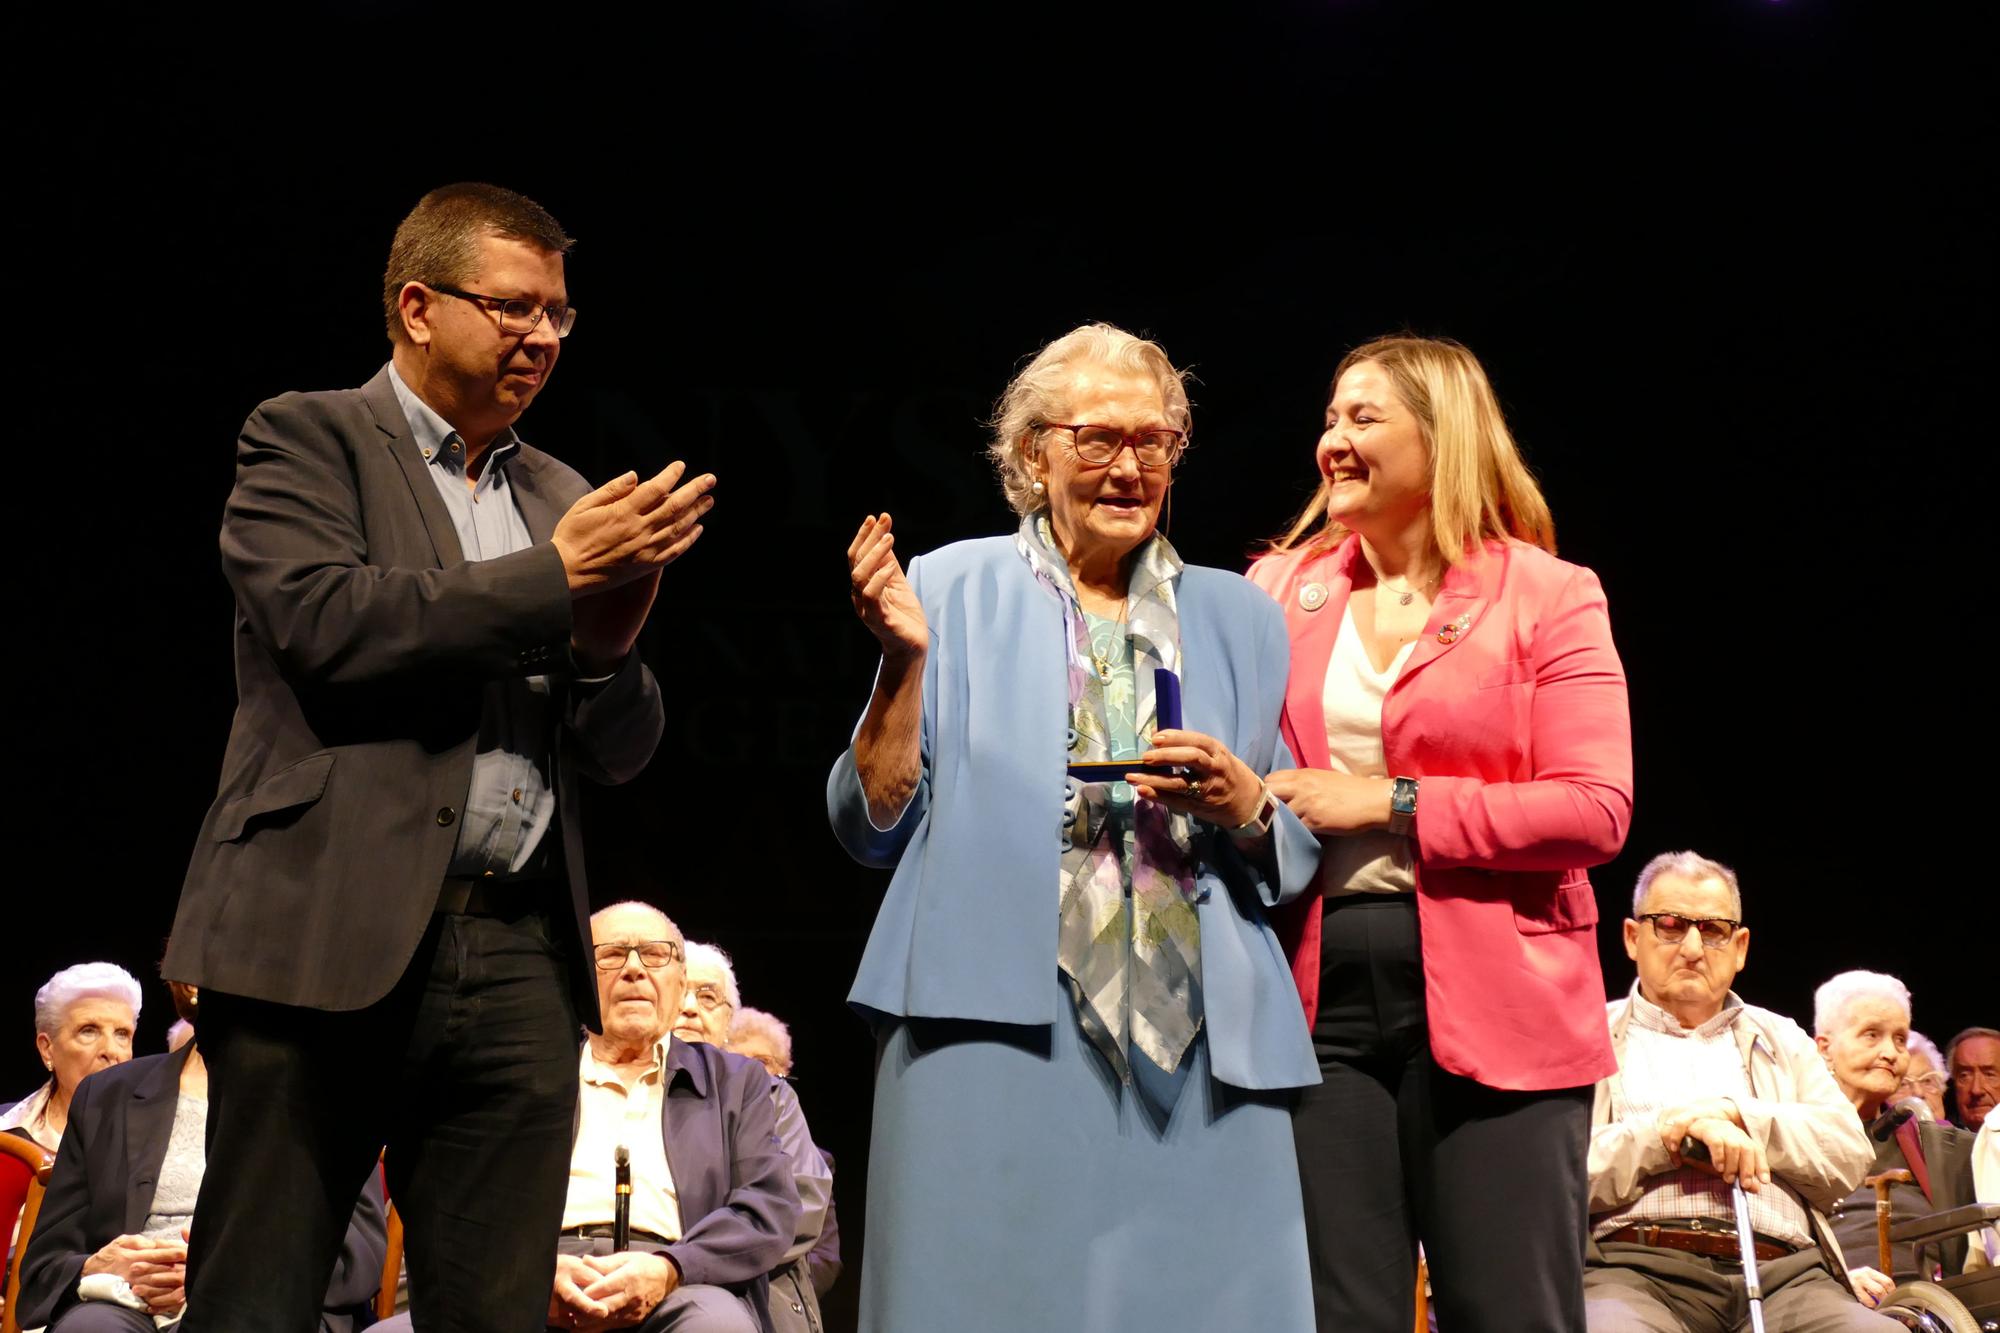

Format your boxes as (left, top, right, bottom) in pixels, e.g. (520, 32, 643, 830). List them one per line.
(1908, 1030, 1945, 1069)
(35, 962, 143, 1037)
(728, 1006, 794, 1075)
(1812, 969, 1912, 1037)
(985, 322, 1192, 517)
(682, 941, 740, 1012)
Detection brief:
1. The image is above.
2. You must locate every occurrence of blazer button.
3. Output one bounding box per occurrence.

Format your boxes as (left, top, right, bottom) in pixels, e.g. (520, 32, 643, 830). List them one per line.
(436, 807, 456, 827)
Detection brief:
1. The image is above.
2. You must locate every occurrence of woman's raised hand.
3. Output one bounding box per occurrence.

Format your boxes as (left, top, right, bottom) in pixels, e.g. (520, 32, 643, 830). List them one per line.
(848, 514, 928, 660)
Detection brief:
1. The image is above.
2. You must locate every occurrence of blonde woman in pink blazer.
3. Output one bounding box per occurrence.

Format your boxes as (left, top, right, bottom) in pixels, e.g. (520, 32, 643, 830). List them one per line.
(1248, 335, 1632, 1333)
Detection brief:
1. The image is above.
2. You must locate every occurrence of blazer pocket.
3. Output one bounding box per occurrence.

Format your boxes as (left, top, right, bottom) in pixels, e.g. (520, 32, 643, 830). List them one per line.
(1478, 658, 1535, 689)
(211, 752, 335, 842)
(1511, 871, 1600, 935)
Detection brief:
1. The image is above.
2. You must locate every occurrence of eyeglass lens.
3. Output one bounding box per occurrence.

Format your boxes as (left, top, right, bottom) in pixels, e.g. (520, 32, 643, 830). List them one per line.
(1647, 913, 1735, 947)
(1073, 427, 1180, 465)
(593, 942, 680, 970)
(498, 300, 575, 338)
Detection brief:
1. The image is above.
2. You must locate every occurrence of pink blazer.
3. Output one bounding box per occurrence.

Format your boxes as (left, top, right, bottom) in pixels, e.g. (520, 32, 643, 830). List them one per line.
(1248, 535, 1629, 1091)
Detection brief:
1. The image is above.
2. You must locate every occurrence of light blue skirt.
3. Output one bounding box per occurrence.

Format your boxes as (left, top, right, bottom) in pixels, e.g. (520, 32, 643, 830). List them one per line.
(861, 982, 1314, 1332)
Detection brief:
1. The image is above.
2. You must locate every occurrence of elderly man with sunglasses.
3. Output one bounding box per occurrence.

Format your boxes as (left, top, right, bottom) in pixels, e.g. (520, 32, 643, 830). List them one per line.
(1583, 851, 1893, 1331)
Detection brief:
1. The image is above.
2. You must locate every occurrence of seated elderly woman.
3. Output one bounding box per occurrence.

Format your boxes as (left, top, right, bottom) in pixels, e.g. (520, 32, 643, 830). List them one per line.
(1813, 969, 1978, 1307)
(1901, 1030, 1951, 1124)
(2, 963, 141, 1152)
(16, 980, 387, 1332)
(726, 1006, 840, 1333)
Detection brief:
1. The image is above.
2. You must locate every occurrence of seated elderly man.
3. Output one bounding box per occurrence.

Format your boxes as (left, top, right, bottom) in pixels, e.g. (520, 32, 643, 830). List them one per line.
(1585, 852, 1895, 1331)
(3, 963, 142, 1152)
(725, 1007, 840, 1333)
(1947, 1027, 1999, 1133)
(1812, 970, 1976, 1306)
(17, 980, 386, 1332)
(380, 904, 799, 1333)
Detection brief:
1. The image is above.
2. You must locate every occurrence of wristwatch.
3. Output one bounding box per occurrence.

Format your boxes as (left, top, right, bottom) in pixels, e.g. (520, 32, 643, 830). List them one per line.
(1388, 776, 1419, 836)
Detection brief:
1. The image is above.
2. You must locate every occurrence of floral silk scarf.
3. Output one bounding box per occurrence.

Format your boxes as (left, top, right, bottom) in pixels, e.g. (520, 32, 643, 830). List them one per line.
(1016, 513, 1203, 1086)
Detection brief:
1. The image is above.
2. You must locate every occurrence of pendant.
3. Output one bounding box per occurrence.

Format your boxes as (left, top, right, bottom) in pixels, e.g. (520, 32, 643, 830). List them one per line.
(1094, 656, 1113, 684)
(1397, 590, 1414, 606)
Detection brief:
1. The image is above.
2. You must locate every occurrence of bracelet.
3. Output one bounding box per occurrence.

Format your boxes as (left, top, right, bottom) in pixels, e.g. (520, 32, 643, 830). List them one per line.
(1229, 781, 1279, 838)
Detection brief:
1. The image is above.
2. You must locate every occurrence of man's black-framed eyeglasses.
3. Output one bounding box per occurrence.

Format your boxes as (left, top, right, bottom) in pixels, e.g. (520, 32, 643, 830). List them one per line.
(429, 283, 577, 338)
(592, 940, 684, 972)
(1037, 422, 1185, 468)
(1637, 912, 1740, 949)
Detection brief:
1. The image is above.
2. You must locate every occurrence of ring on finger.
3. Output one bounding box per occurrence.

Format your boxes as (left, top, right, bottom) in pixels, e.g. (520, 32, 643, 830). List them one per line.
(1186, 776, 1204, 800)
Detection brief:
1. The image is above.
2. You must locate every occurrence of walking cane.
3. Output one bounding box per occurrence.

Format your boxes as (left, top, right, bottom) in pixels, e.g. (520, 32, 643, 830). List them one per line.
(1681, 1134, 1766, 1333)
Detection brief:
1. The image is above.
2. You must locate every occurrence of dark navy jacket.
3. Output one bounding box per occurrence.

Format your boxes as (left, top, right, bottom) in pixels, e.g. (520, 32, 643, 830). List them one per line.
(19, 1045, 387, 1330)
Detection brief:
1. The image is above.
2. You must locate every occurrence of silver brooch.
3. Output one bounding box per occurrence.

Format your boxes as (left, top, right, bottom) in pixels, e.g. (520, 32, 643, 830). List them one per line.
(1298, 582, 1328, 612)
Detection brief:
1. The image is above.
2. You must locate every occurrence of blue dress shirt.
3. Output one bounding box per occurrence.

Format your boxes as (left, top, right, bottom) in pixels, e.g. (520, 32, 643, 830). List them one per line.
(389, 365, 556, 877)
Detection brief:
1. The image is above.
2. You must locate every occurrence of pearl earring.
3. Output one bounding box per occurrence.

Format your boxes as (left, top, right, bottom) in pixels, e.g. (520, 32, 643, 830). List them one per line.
(1032, 480, 1045, 496)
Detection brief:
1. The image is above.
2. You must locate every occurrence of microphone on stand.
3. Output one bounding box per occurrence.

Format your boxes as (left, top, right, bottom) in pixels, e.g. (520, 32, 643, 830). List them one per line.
(613, 1145, 631, 1252)
(1871, 1104, 1917, 1142)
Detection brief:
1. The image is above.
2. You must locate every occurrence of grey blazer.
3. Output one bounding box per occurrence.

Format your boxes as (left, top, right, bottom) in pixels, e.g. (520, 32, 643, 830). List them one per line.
(165, 367, 664, 1025)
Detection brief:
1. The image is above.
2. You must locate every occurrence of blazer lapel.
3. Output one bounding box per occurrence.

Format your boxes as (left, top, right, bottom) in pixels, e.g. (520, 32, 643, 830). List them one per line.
(502, 448, 565, 545)
(124, 1044, 193, 1234)
(1277, 540, 1355, 773)
(1391, 542, 1502, 689)
(360, 367, 463, 568)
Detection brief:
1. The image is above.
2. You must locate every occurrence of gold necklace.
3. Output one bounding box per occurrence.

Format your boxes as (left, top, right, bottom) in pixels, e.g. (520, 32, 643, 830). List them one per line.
(1089, 597, 1131, 684)
(1382, 575, 1440, 607)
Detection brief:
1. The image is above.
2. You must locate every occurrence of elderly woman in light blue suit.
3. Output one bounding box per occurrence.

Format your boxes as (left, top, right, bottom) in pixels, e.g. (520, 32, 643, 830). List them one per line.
(829, 323, 1320, 1332)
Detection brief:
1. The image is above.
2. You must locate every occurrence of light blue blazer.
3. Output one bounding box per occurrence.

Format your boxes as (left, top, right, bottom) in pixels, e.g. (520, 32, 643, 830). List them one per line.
(827, 536, 1321, 1091)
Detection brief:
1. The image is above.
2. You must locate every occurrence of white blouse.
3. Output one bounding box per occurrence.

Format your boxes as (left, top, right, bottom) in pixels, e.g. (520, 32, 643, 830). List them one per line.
(1312, 606, 1417, 898)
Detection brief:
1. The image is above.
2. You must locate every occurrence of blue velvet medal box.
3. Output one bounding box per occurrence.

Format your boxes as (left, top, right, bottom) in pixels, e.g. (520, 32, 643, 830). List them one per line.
(1065, 668, 1183, 781)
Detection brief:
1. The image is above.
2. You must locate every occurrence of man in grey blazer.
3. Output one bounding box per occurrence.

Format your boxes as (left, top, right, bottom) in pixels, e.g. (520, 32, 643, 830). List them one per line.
(166, 183, 712, 1333)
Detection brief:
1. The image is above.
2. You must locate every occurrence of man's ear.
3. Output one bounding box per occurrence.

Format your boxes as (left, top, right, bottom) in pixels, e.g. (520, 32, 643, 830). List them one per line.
(1621, 917, 1640, 963)
(398, 282, 436, 347)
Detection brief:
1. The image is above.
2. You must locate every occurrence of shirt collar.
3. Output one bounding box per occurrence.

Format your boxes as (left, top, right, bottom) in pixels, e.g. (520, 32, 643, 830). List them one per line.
(580, 1034, 672, 1088)
(386, 361, 521, 478)
(1627, 980, 1744, 1039)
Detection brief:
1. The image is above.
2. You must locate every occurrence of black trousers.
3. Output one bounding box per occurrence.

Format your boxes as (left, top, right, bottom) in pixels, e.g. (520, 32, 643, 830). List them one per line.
(1295, 895, 1591, 1333)
(180, 909, 580, 1333)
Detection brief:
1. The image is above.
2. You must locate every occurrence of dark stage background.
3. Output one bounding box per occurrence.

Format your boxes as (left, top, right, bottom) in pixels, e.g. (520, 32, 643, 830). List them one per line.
(13, 4, 1989, 1328)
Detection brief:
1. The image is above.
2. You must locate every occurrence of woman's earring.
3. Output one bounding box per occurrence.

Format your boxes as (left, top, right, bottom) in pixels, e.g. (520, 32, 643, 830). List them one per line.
(1032, 479, 1045, 496)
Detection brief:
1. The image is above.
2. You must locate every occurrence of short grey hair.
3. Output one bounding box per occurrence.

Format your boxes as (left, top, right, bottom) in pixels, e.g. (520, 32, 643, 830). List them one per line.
(728, 1006, 794, 1075)
(1908, 1030, 1945, 1069)
(1631, 850, 1743, 920)
(34, 962, 143, 1037)
(986, 322, 1193, 517)
(1812, 969, 1912, 1037)
(1948, 1027, 2000, 1067)
(682, 941, 741, 1012)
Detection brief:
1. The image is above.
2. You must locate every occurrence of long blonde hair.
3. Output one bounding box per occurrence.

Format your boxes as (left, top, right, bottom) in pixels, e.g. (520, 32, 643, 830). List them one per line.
(1268, 335, 1554, 564)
